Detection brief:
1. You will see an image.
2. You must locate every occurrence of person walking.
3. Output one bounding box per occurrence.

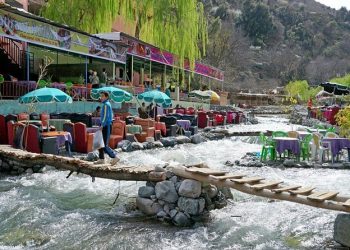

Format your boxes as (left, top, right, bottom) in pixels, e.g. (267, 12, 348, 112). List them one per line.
(101, 68, 108, 86)
(307, 97, 313, 118)
(95, 91, 119, 165)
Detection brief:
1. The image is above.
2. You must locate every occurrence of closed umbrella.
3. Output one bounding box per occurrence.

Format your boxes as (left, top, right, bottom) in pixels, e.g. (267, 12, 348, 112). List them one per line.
(188, 90, 211, 100)
(90, 86, 133, 103)
(19, 87, 72, 103)
(204, 90, 220, 103)
(137, 90, 172, 108)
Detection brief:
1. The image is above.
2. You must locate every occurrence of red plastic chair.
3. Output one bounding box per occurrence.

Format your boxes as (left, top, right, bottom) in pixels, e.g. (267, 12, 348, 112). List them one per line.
(23, 124, 41, 153)
(73, 122, 94, 153)
(0, 114, 8, 144)
(197, 111, 209, 128)
(7, 120, 15, 146)
(109, 120, 126, 148)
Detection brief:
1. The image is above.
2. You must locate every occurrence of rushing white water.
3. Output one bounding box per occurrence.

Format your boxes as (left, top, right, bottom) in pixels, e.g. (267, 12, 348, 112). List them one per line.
(0, 116, 349, 249)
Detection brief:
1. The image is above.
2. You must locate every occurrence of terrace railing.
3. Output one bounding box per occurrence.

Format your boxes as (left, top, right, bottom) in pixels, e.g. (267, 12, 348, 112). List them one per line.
(0, 37, 23, 67)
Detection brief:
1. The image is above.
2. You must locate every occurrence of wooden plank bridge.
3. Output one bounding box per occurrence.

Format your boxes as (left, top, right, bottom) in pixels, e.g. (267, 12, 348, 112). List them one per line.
(0, 145, 350, 213)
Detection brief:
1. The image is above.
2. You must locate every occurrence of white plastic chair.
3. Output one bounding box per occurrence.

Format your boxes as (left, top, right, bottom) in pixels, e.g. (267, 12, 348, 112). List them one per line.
(311, 133, 331, 163)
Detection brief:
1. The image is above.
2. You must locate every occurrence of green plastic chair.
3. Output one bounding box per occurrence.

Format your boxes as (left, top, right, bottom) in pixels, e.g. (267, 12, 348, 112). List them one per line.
(300, 134, 313, 161)
(259, 132, 276, 161)
(327, 127, 336, 133)
(316, 124, 325, 130)
(272, 131, 288, 138)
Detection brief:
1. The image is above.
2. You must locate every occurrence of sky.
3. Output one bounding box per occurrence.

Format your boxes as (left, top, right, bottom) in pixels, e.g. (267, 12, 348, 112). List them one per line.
(315, 0, 350, 10)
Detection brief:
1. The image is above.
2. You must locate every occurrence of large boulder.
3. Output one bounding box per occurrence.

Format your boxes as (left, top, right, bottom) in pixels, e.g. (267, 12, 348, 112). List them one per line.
(142, 141, 154, 150)
(173, 211, 192, 227)
(118, 140, 132, 152)
(138, 186, 155, 198)
(155, 181, 178, 203)
(190, 134, 205, 144)
(178, 197, 205, 215)
(176, 136, 191, 144)
(178, 179, 202, 198)
(334, 214, 350, 247)
(160, 137, 177, 147)
(131, 142, 144, 150)
(153, 141, 164, 148)
(136, 197, 162, 215)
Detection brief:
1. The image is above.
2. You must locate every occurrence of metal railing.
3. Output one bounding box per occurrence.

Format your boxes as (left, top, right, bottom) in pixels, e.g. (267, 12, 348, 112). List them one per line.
(0, 37, 23, 67)
(0, 81, 37, 99)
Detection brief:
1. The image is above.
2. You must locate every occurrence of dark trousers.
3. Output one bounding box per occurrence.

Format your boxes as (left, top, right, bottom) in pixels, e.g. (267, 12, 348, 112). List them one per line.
(99, 124, 116, 159)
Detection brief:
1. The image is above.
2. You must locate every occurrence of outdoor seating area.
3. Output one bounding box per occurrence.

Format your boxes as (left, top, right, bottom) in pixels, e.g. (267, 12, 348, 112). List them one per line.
(0, 105, 245, 156)
(310, 105, 340, 125)
(260, 126, 350, 164)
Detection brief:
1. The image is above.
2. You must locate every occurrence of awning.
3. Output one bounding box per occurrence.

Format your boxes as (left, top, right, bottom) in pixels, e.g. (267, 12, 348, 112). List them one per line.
(319, 82, 350, 95)
(0, 4, 127, 64)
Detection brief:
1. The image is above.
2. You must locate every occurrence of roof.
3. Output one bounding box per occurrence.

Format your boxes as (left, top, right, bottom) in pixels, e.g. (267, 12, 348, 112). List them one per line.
(0, 3, 110, 42)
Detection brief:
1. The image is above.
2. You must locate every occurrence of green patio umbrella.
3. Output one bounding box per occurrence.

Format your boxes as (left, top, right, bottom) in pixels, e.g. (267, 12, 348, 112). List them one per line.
(137, 90, 172, 108)
(19, 87, 73, 103)
(90, 86, 133, 103)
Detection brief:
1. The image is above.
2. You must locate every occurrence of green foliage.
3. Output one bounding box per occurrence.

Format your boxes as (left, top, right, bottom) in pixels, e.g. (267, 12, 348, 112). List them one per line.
(41, 0, 208, 70)
(237, 0, 276, 46)
(0, 74, 4, 83)
(330, 73, 350, 87)
(285, 80, 321, 102)
(335, 106, 350, 138)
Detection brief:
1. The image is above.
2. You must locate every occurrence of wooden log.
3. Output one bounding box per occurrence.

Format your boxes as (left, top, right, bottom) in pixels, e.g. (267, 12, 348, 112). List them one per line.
(169, 166, 350, 213)
(0, 147, 165, 182)
(250, 181, 283, 191)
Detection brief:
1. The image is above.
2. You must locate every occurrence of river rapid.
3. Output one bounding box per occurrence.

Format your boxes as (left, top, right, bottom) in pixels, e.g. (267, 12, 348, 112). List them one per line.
(0, 116, 349, 249)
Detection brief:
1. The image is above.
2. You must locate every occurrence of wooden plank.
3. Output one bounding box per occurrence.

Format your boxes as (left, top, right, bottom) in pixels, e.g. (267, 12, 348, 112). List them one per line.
(230, 177, 264, 184)
(271, 185, 301, 193)
(185, 167, 228, 176)
(342, 199, 350, 208)
(307, 192, 339, 202)
(289, 187, 315, 195)
(250, 181, 283, 190)
(210, 174, 245, 180)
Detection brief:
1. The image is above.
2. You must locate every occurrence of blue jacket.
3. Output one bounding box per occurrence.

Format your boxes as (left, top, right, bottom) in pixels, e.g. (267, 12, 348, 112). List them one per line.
(100, 99, 113, 127)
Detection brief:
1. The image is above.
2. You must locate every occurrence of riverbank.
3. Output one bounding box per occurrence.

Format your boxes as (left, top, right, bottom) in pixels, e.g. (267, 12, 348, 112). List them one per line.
(0, 115, 349, 249)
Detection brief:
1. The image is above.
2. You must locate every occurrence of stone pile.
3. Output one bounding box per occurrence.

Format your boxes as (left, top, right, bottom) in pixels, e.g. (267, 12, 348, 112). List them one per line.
(136, 169, 232, 226)
(0, 156, 44, 175)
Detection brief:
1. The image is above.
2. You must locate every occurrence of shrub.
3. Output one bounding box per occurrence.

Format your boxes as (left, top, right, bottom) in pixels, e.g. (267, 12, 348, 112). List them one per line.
(335, 106, 350, 138)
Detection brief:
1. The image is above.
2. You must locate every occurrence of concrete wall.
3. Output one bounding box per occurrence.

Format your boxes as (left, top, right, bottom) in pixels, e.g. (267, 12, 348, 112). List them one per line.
(0, 98, 210, 115)
(0, 100, 121, 115)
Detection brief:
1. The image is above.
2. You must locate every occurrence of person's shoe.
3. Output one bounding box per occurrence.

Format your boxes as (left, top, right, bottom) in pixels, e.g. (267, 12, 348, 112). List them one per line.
(94, 159, 106, 165)
(110, 157, 120, 165)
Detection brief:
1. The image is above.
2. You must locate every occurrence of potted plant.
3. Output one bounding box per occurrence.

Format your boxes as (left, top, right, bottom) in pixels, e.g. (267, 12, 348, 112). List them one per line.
(0, 74, 4, 83)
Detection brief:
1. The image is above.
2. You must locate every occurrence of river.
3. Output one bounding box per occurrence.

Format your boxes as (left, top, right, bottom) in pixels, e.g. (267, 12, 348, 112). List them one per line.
(0, 116, 349, 249)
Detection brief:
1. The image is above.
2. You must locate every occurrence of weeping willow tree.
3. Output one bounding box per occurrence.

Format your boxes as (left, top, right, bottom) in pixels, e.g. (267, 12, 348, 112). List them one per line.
(41, 0, 207, 73)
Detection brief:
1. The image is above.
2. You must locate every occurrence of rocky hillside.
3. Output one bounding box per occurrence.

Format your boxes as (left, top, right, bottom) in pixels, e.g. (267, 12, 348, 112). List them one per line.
(202, 0, 350, 91)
